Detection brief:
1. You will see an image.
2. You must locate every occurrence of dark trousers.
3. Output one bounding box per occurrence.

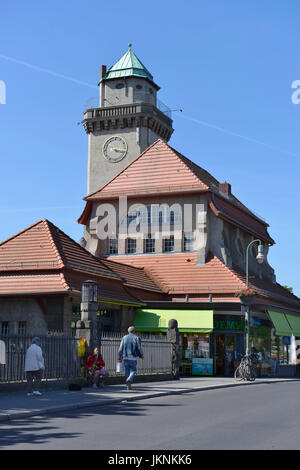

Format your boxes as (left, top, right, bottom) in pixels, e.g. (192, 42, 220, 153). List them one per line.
(26, 369, 42, 393)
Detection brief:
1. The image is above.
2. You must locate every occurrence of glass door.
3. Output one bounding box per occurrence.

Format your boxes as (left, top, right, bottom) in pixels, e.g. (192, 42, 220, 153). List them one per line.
(225, 335, 235, 376)
(215, 335, 225, 376)
(214, 334, 236, 376)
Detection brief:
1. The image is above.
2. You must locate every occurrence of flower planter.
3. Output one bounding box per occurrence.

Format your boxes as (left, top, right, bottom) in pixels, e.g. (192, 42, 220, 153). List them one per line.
(239, 294, 258, 306)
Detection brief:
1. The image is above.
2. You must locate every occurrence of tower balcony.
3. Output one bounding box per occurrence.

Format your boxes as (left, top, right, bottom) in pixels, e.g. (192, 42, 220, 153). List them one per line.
(82, 100, 174, 141)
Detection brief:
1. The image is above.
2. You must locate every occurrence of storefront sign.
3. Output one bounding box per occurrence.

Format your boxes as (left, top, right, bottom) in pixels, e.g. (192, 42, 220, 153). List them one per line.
(213, 319, 245, 331)
(192, 358, 213, 376)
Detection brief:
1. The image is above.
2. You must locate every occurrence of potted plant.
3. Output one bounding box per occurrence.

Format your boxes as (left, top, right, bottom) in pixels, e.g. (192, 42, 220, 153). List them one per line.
(235, 288, 258, 305)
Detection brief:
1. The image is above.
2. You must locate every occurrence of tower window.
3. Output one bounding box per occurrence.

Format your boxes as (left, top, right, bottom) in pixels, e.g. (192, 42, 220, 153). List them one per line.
(163, 236, 174, 253)
(109, 237, 118, 255)
(136, 84, 143, 90)
(184, 232, 194, 252)
(149, 88, 153, 94)
(144, 235, 155, 253)
(116, 83, 124, 89)
(126, 238, 137, 254)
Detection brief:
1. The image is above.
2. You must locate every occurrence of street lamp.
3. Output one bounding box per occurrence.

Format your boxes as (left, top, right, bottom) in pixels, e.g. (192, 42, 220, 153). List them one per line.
(245, 240, 265, 289)
(244, 240, 265, 355)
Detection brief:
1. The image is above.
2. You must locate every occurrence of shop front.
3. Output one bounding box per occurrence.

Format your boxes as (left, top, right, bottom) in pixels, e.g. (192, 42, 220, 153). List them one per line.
(213, 315, 245, 376)
(134, 308, 247, 377)
(133, 308, 214, 376)
(134, 307, 300, 377)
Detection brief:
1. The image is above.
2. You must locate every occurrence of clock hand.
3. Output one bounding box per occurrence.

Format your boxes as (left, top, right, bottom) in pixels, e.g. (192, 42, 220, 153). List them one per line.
(110, 147, 124, 152)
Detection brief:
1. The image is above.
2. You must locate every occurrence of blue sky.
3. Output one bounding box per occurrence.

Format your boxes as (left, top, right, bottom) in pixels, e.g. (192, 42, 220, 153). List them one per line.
(1, 1, 300, 294)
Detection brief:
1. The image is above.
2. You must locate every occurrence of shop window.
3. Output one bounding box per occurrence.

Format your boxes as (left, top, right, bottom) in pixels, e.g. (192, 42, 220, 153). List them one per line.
(179, 334, 211, 375)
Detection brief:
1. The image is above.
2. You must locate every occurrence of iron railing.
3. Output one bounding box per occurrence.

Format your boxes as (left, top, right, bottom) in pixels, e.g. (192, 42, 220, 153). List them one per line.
(99, 331, 172, 376)
(0, 331, 172, 383)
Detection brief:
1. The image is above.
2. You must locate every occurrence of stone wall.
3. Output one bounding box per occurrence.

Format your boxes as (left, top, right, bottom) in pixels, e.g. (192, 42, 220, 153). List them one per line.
(0, 297, 48, 335)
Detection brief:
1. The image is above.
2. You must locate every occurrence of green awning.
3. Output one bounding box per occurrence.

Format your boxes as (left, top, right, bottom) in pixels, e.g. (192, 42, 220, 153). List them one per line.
(285, 314, 300, 336)
(134, 309, 213, 333)
(268, 310, 293, 336)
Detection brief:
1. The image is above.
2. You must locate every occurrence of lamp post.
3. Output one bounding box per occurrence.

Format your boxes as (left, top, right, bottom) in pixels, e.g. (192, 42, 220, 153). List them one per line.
(244, 240, 265, 355)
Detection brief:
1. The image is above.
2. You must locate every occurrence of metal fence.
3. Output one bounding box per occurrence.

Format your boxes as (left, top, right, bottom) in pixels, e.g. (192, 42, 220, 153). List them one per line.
(0, 333, 80, 383)
(99, 332, 172, 376)
(0, 332, 172, 383)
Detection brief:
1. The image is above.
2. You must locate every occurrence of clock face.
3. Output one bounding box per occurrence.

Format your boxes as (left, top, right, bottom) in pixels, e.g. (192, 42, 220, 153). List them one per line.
(102, 136, 128, 163)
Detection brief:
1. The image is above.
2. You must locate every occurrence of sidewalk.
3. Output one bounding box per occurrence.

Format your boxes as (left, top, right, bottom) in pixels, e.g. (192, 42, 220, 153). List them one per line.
(0, 376, 299, 423)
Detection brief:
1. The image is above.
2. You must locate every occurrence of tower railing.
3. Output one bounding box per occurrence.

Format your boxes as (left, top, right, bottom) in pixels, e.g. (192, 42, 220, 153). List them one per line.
(83, 100, 173, 126)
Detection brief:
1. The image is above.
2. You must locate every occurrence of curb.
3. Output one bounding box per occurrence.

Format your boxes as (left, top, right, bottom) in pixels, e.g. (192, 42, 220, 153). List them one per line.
(1, 378, 299, 423)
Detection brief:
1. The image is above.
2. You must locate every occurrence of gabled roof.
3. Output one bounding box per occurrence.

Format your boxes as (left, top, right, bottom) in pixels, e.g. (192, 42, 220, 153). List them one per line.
(0, 219, 119, 279)
(101, 46, 159, 89)
(78, 139, 273, 244)
(83, 139, 210, 202)
(0, 219, 162, 303)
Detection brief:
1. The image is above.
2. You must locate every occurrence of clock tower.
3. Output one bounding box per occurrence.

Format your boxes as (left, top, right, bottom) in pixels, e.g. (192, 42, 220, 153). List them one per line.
(82, 45, 174, 194)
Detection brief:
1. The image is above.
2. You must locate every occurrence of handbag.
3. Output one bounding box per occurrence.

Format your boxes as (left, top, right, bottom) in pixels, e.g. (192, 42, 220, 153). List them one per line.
(116, 361, 123, 373)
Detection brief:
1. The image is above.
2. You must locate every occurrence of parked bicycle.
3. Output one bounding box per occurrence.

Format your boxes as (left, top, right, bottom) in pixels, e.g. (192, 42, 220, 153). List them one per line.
(234, 348, 259, 382)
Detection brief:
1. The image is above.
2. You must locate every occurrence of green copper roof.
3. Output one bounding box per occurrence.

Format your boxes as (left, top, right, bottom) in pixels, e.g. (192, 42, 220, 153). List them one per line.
(101, 46, 158, 87)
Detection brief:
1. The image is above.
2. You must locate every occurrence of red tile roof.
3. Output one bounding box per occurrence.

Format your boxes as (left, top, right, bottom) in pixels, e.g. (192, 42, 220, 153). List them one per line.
(0, 219, 120, 279)
(208, 194, 273, 244)
(107, 252, 300, 311)
(100, 258, 162, 293)
(0, 219, 160, 304)
(78, 139, 273, 245)
(108, 253, 244, 294)
(84, 139, 209, 201)
(0, 272, 70, 295)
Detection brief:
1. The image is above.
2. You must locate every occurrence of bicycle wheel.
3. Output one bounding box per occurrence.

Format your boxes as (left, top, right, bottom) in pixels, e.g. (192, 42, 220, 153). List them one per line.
(248, 366, 256, 381)
(234, 365, 243, 381)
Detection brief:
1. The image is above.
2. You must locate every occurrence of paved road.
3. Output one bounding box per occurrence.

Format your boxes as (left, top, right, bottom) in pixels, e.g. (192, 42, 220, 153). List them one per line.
(1, 381, 300, 450)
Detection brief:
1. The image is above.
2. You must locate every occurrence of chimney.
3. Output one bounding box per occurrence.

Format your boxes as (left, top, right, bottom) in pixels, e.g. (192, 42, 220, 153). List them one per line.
(219, 182, 231, 195)
(100, 65, 107, 80)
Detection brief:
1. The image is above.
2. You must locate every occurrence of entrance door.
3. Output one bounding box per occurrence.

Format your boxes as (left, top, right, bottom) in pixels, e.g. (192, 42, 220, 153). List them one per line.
(215, 334, 235, 376)
(215, 335, 225, 376)
(225, 335, 235, 376)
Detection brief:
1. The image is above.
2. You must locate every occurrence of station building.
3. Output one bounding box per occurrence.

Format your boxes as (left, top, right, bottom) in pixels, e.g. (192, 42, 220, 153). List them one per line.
(1, 46, 300, 377)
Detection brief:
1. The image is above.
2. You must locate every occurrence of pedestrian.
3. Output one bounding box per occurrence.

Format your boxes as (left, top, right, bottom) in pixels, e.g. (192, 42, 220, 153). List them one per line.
(118, 326, 144, 390)
(85, 347, 108, 388)
(24, 337, 45, 396)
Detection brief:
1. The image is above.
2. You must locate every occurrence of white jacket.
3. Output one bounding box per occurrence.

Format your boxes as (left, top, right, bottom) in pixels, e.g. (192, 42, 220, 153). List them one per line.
(24, 344, 45, 372)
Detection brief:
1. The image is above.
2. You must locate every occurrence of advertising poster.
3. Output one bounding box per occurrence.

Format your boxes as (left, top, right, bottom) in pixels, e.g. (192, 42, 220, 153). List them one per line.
(192, 358, 213, 376)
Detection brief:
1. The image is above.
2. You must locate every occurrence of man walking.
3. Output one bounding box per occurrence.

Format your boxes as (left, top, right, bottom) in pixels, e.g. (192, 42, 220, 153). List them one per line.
(24, 337, 45, 396)
(118, 326, 143, 390)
